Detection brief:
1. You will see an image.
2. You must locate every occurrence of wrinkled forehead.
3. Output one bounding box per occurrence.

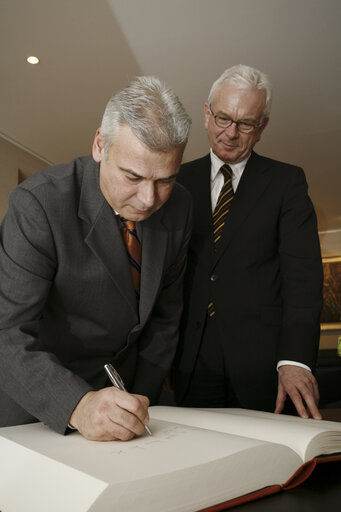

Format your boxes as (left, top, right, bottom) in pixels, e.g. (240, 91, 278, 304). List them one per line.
(211, 83, 267, 118)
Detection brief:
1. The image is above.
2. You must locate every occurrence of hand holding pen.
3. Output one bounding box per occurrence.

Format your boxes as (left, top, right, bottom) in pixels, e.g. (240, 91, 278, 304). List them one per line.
(69, 368, 151, 441)
(104, 363, 152, 435)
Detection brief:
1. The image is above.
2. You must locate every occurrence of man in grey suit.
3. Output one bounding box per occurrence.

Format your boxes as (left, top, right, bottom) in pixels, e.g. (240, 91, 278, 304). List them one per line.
(0, 76, 192, 441)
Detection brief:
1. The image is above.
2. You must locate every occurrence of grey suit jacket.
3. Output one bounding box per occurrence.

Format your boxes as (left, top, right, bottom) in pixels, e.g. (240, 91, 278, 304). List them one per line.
(0, 155, 192, 433)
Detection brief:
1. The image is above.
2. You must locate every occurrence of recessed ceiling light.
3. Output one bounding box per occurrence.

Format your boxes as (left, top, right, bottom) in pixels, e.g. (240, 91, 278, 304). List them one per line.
(27, 56, 40, 65)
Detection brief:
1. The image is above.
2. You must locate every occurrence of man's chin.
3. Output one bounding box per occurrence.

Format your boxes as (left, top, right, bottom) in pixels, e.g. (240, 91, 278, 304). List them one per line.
(127, 208, 156, 221)
(217, 148, 238, 163)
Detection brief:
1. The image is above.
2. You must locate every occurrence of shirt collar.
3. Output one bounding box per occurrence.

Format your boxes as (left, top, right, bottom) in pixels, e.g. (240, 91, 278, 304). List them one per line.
(210, 149, 250, 182)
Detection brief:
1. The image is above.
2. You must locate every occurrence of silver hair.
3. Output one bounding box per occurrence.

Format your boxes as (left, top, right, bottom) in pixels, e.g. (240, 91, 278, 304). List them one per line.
(100, 76, 191, 157)
(208, 64, 273, 120)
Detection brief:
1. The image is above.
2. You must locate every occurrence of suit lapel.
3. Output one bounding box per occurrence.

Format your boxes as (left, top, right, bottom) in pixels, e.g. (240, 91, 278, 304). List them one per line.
(186, 155, 215, 260)
(78, 158, 138, 316)
(212, 152, 272, 267)
(138, 210, 168, 327)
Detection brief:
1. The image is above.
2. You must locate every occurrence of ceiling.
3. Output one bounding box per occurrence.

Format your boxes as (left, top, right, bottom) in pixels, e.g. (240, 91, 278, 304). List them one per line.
(1, 0, 340, 254)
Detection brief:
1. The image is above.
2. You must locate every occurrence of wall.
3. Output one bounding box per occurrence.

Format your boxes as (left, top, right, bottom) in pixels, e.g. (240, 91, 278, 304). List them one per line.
(0, 136, 48, 220)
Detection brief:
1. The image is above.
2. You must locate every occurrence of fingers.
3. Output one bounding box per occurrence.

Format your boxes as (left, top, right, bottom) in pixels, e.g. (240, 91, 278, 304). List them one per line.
(277, 366, 322, 420)
(287, 386, 311, 419)
(311, 377, 320, 404)
(274, 385, 286, 414)
(69, 388, 150, 441)
(289, 374, 321, 420)
(110, 390, 150, 435)
(301, 390, 321, 420)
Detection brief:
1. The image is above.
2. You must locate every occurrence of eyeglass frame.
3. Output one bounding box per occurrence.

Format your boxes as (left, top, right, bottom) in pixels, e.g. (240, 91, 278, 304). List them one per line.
(208, 105, 265, 134)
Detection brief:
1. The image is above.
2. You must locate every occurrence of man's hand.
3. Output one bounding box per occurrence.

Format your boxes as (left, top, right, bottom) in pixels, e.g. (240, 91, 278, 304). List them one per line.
(69, 387, 150, 441)
(275, 365, 322, 420)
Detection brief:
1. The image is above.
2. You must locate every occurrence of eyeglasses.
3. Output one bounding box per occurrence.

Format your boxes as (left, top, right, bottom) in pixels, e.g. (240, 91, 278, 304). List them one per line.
(209, 105, 263, 134)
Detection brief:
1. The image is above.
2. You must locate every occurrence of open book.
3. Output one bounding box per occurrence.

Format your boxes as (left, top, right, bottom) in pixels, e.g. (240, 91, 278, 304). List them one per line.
(0, 406, 341, 512)
(150, 406, 341, 509)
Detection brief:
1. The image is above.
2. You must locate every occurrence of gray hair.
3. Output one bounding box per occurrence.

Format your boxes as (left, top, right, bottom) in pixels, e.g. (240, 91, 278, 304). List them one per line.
(208, 64, 273, 120)
(100, 76, 191, 156)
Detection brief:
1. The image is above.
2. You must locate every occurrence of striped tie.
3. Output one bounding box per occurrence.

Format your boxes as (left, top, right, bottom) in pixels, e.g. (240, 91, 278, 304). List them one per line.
(208, 164, 234, 317)
(120, 217, 142, 299)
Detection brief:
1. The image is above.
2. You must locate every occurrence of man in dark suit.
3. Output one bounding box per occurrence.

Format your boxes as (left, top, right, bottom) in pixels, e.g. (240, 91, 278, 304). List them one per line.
(0, 76, 192, 440)
(173, 65, 323, 419)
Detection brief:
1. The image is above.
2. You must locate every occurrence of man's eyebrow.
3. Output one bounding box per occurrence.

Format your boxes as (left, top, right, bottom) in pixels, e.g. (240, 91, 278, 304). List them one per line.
(217, 110, 257, 122)
(120, 167, 179, 180)
(119, 167, 142, 178)
(161, 172, 178, 180)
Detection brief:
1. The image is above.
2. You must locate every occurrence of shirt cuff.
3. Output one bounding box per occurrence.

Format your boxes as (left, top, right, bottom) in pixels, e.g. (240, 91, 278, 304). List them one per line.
(277, 360, 311, 372)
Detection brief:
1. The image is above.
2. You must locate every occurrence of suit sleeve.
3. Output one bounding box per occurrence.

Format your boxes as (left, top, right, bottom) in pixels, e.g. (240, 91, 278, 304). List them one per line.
(0, 188, 92, 433)
(277, 167, 323, 369)
(131, 193, 193, 403)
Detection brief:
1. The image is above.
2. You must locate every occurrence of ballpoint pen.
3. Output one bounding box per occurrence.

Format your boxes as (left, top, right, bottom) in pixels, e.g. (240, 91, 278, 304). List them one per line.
(104, 363, 152, 436)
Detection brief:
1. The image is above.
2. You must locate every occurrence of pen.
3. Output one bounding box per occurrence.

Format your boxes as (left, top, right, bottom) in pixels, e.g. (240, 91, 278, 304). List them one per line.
(104, 363, 152, 436)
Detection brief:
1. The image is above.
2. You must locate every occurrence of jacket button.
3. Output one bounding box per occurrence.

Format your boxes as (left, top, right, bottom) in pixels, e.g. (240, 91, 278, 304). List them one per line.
(210, 274, 217, 281)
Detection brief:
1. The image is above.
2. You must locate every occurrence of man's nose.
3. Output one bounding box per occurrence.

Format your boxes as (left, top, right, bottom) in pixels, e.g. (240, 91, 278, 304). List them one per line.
(139, 181, 155, 207)
(224, 121, 239, 138)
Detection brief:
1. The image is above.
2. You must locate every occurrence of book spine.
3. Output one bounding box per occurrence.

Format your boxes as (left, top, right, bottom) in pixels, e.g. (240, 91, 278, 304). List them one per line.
(198, 485, 281, 511)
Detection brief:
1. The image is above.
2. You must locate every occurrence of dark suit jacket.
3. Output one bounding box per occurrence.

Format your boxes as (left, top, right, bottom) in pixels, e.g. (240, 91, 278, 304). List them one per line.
(174, 152, 323, 411)
(0, 155, 192, 433)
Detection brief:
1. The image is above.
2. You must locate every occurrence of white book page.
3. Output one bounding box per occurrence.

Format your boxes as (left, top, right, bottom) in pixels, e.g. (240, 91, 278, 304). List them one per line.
(149, 407, 341, 461)
(0, 419, 302, 512)
(0, 420, 294, 482)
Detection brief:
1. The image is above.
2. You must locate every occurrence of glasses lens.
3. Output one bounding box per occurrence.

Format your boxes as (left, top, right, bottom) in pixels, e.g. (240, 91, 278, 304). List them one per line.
(215, 116, 232, 128)
(211, 106, 259, 133)
(237, 122, 255, 133)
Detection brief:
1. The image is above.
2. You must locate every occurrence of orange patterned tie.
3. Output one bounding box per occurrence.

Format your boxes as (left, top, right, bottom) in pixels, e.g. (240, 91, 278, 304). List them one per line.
(208, 164, 234, 317)
(120, 217, 142, 299)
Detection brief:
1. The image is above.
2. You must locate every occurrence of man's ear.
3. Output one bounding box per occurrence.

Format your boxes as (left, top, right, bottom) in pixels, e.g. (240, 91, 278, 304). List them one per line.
(260, 117, 270, 132)
(204, 103, 210, 130)
(92, 129, 104, 162)
(255, 117, 270, 143)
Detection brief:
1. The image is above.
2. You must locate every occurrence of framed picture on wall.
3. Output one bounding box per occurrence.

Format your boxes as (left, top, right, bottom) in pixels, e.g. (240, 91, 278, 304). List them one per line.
(321, 256, 341, 331)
